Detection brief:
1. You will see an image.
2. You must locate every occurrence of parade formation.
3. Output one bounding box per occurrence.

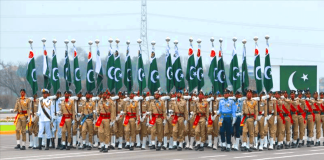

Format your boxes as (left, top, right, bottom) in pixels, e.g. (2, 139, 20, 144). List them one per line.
(11, 36, 324, 154)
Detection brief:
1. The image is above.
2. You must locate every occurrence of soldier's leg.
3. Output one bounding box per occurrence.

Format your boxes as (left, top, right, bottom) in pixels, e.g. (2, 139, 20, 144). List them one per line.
(93, 125, 99, 148)
(298, 116, 305, 146)
(284, 117, 291, 146)
(263, 117, 268, 149)
(248, 119, 254, 150)
(88, 121, 94, 145)
(253, 120, 259, 149)
(104, 119, 111, 151)
(141, 119, 148, 149)
(80, 122, 88, 149)
(259, 117, 265, 150)
(61, 121, 67, 149)
(156, 118, 163, 150)
(315, 114, 321, 145)
(15, 118, 22, 148)
(178, 118, 185, 149)
(242, 119, 248, 150)
(292, 115, 298, 147)
(72, 121, 78, 147)
(130, 119, 136, 148)
(207, 123, 213, 148)
(233, 116, 242, 150)
(135, 120, 141, 148)
(44, 122, 52, 150)
(307, 115, 314, 146)
(268, 116, 275, 150)
(322, 115, 324, 146)
(195, 121, 201, 148)
(200, 119, 206, 150)
(278, 117, 285, 149)
(172, 119, 179, 147)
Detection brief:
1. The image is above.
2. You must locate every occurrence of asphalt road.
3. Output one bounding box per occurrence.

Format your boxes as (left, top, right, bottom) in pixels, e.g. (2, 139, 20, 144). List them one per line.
(1, 135, 324, 160)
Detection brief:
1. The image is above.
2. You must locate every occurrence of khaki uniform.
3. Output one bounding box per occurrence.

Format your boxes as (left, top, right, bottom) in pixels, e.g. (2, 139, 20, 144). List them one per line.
(207, 100, 219, 137)
(81, 100, 96, 143)
(282, 98, 292, 142)
(164, 100, 173, 139)
(97, 99, 116, 144)
(60, 99, 75, 143)
(242, 99, 258, 144)
(171, 99, 188, 142)
(310, 99, 322, 139)
(149, 99, 166, 142)
(136, 100, 149, 139)
(276, 99, 286, 142)
(265, 98, 277, 139)
(93, 99, 100, 138)
(72, 98, 85, 136)
(194, 100, 209, 142)
(14, 97, 31, 142)
(321, 100, 324, 138)
(186, 100, 197, 137)
(113, 99, 125, 139)
(286, 99, 300, 141)
(297, 98, 307, 140)
(124, 100, 139, 143)
(304, 99, 317, 138)
(255, 99, 268, 139)
(30, 99, 39, 136)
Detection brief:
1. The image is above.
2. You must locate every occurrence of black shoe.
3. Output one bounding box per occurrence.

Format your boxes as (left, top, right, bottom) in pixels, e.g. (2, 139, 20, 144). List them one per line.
(233, 148, 238, 151)
(56, 138, 61, 149)
(109, 145, 115, 150)
(100, 146, 104, 152)
(51, 138, 55, 149)
(199, 146, 204, 151)
(156, 146, 161, 151)
(28, 145, 32, 149)
(78, 144, 86, 150)
(14, 144, 20, 149)
(307, 141, 311, 147)
(247, 148, 253, 152)
(87, 146, 92, 150)
(315, 142, 320, 146)
(311, 141, 314, 145)
(195, 146, 200, 151)
(103, 147, 108, 153)
(162, 146, 166, 150)
(122, 142, 126, 148)
(129, 146, 134, 151)
(150, 145, 155, 150)
(172, 145, 177, 150)
(241, 146, 246, 151)
(60, 145, 66, 150)
(277, 145, 281, 150)
(38, 138, 42, 150)
(285, 144, 289, 149)
(45, 139, 50, 150)
(226, 147, 230, 152)
(141, 147, 146, 150)
(125, 145, 130, 149)
(66, 146, 70, 150)
(116, 142, 119, 148)
(221, 147, 226, 151)
(177, 146, 182, 151)
(323, 142, 324, 146)
(20, 146, 26, 150)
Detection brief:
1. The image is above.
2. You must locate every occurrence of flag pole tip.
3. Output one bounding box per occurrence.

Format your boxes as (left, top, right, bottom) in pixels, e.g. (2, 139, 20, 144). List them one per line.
(66, 39, 71, 44)
(242, 39, 247, 44)
(233, 37, 237, 42)
(210, 37, 214, 42)
(53, 39, 57, 44)
(115, 39, 120, 44)
(137, 39, 142, 44)
(88, 41, 93, 45)
(189, 37, 193, 43)
(265, 35, 270, 40)
(41, 38, 46, 43)
(166, 37, 170, 42)
(28, 39, 33, 44)
(219, 38, 223, 43)
(95, 39, 100, 44)
(253, 36, 258, 41)
(197, 39, 202, 44)
(108, 38, 113, 43)
(174, 40, 178, 45)
(126, 40, 130, 45)
(151, 41, 156, 46)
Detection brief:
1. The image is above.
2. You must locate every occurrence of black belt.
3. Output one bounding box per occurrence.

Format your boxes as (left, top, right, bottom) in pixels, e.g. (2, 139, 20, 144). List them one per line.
(313, 111, 320, 114)
(175, 113, 184, 117)
(283, 114, 289, 117)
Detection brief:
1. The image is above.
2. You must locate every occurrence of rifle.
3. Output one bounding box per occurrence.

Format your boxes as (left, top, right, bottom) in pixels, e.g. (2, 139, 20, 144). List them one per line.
(212, 86, 215, 116)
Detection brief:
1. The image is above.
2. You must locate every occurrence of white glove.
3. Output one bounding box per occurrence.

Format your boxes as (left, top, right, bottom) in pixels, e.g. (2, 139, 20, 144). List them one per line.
(140, 116, 145, 122)
(72, 120, 75, 124)
(252, 97, 260, 101)
(93, 110, 97, 114)
(31, 116, 35, 122)
(120, 111, 125, 115)
(257, 115, 262, 121)
(274, 116, 277, 124)
(29, 97, 34, 101)
(57, 111, 62, 116)
(306, 98, 310, 100)
(145, 111, 151, 115)
(93, 120, 96, 125)
(235, 112, 242, 117)
(232, 117, 237, 126)
(217, 110, 221, 115)
(184, 120, 187, 126)
(189, 111, 194, 119)
(211, 115, 216, 121)
(116, 115, 120, 121)
(254, 121, 257, 126)
(37, 112, 41, 116)
(280, 96, 285, 99)
(77, 113, 82, 117)
(267, 114, 272, 120)
(163, 119, 167, 125)
(110, 121, 115, 127)
(53, 115, 57, 120)
(10, 109, 14, 113)
(264, 119, 268, 126)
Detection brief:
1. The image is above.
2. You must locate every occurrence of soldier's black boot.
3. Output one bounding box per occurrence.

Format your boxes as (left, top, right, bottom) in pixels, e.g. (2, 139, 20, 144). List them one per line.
(56, 138, 61, 149)
(156, 145, 161, 151)
(307, 141, 311, 147)
(226, 147, 231, 152)
(195, 145, 200, 151)
(87, 145, 92, 150)
(311, 141, 314, 145)
(14, 144, 20, 149)
(177, 146, 182, 151)
(149, 145, 155, 150)
(172, 145, 177, 150)
(199, 146, 204, 151)
(241, 146, 246, 151)
(291, 142, 296, 148)
(100, 145, 104, 152)
(129, 145, 134, 151)
(20, 146, 26, 150)
(125, 144, 130, 149)
(39, 138, 42, 150)
(315, 141, 320, 146)
(277, 144, 281, 150)
(51, 138, 55, 149)
(45, 139, 50, 150)
(323, 142, 324, 146)
(103, 146, 108, 153)
(247, 147, 253, 152)
(221, 146, 226, 151)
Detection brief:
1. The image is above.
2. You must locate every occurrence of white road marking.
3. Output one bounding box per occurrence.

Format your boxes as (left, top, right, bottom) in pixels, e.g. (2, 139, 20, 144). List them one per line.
(243, 152, 263, 154)
(199, 155, 226, 158)
(274, 152, 294, 155)
(253, 152, 324, 160)
(310, 149, 324, 151)
(234, 155, 257, 158)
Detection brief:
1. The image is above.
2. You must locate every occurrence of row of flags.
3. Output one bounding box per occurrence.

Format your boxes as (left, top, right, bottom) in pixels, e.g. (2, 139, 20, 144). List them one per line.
(26, 37, 273, 96)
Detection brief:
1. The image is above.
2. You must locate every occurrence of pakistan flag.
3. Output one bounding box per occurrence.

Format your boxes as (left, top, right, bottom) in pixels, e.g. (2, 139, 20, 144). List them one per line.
(280, 66, 317, 93)
(148, 53, 160, 94)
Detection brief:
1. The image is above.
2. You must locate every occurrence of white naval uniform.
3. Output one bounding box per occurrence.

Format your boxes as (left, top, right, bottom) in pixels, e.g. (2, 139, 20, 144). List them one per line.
(37, 97, 53, 139)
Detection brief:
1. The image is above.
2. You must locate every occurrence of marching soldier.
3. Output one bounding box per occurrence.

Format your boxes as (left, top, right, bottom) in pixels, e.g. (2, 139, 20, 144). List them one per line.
(232, 91, 243, 151)
(320, 92, 324, 146)
(148, 91, 166, 151)
(241, 89, 258, 152)
(274, 91, 285, 150)
(218, 90, 236, 152)
(71, 91, 84, 148)
(29, 93, 40, 149)
(171, 91, 188, 151)
(92, 92, 101, 148)
(304, 90, 315, 147)
(79, 92, 96, 150)
(96, 91, 116, 153)
(162, 92, 175, 150)
(281, 90, 293, 149)
(184, 91, 197, 150)
(59, 91, 75, 150)
(265, 91, 277, 150)
(13, 89, 31, 150)
(37, 89, 53, 150)
(310, 92, 322, 146)
(254, 91, 268, 151)
(51, 91, 62, 149)
(138, 92, 151, 150)
(124, 92, 140, 150)
(295, 90, 306, 147)
(114, 92, 126, 149)
(193, 91, 209, 151)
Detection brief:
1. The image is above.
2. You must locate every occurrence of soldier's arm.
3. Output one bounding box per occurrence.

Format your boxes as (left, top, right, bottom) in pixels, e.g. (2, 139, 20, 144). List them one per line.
(111, 101, 116, 121)
(231, 100, 236, 118)
(264, 100, 268, 117)
(162, 101, 166, 119)
(254, 100, 258, 120)
(27, 99, 31, 116)
(205, 102, 209, 119)
(14, 99, 19, 112)
(184, 101, 188, 120)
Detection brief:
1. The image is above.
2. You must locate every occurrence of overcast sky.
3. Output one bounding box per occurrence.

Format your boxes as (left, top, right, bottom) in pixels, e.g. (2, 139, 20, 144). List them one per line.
(1, 0, 324, 78)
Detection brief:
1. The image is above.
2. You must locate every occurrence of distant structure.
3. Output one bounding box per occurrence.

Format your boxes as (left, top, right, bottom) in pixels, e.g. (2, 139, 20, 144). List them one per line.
(140, 0, 149, 61)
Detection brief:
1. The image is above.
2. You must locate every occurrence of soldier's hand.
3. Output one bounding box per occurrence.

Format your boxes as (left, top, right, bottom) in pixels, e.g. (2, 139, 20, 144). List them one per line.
(72, 120, 75, 124)
(211, 115, 216, 121)
(254, 121, 257, 126)
(10, 109, 14, 113)
(184, 120, 187, 126)
(274, 116, 277, 124)
(140, 116, 145, 122)
(257, 115, 262, 121)
(264, 119, 268, 126)
(267, 115, 272, 120)
(163, 119, 167, 125)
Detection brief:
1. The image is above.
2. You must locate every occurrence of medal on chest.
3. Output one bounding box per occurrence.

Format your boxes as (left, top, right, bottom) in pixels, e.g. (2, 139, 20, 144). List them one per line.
(43, 100, 51, 109)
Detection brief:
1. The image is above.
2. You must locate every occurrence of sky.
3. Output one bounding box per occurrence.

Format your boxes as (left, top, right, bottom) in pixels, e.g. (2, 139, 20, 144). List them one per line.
(1, 0, 324, 80)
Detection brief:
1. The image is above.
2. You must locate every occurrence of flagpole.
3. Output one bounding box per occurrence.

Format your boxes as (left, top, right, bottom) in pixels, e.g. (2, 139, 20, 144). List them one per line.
(95, 39, 102, 94)
(137, 39, 142, 95)
(210, 37, 214, 94)
(115, 38, 120, 94)
(242, 39, 247, 95)
(174, 40, 179, 91)
(28, 39, 34, 95)
(165, 37, 171, 94)
(53, 39, 57, 54)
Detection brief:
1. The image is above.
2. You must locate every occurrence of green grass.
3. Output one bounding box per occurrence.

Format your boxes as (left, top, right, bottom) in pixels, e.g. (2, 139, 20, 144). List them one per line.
(0, 125, 16, 131)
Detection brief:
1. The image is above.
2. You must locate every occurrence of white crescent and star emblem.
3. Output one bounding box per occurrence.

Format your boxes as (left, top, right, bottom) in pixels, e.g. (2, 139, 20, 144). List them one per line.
(213, 68, 218, 82)
(189, 66, 195, 80)
(197, 67, 203, 81)
(65, 68, 69, 80)
(87, 69, 94, 83)
(264, 66, 272, 80)
(107, 66, 115, 80)
(126, 69, 131, 82)
(233, 67, 239, 81)
(288, 71, 298, 91)
(31, 69, 37, 82)
(138, 68, 144, 82)
(217, 70, 225, 83)
(166, 67, 173, 80)
(52, 68, 59, 81)
(255, 66, 262, 80)
(114, 68, 121, 82)
(175, 69, 183, 82)
(75, 68, 80, 81)
(150, 70, 159, 83)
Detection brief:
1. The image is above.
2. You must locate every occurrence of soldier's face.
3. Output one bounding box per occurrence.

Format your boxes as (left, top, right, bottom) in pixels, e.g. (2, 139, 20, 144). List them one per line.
(198, 94, 204, 100)
(275, 93, 280, 99)
(306, 94, 311, 98)
(65, 93, 69, 98)
(224, 93, 229, 98)
(77, 93, 82, 98)
(314, 94, 318, 99)
(56, 93, 61, 98)
(291, 94, 295, 99)
(20, 91, 26, 97)
(86, 94, 91, 99)
(43, 93, 48, 98)
(33, 94, 37, 99)
(235, 94, 240, 99)
(154, 93, 159, 99)
(247, 92, 252, 99)
(320, 94, 324, 99)
(130, 94, 134, 99)
(298, 94, 302, 98)
(284, 93, 288, 98)
(102, 93, 107, 99)
(177, 93, 181, 98)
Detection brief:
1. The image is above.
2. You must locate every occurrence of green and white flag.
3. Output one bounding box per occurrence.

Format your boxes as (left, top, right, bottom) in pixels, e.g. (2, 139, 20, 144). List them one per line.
(229, 42, 240, 93)
(64, 49, 72, 91)
(73, 47, 82, 94)
(106, 46, 115, 92)
(254, 43, 263, 93)
(263, 42, 273, 93)
(241, 43, 249, 95)
(280, 66, 317, 94)
(137, 47, 146, 95)
(165, 44, 174, 93)
(27, 49, 38, 95)
(95, 46, 103, 94)
(186, 44, 197, 92)
(196, 45, 204, 92)
(172, 44, 185, 90)
(42, 45, 51, 90)
(51, 45, 60, 94)
(208, 47, 218, 94)
(148, 48, 160, 94)
(124, 45, 133, 93)
(86, 50, 95, 92)
(217, 45, 227, 94)
(113, 47, 122, 93)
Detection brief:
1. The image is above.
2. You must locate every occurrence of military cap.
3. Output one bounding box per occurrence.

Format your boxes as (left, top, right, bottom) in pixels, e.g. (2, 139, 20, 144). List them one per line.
(313, 91, 318, 95)
(274, 91, 281, 94)
(246, 89, 253, 93)
(86, 91, 92, 95)
(42, 89, 49, 94)
(252, 90, 258, 94)
(260, 91, 265, 95)
(268, 91, 273, 94)
(235, 91, 241, 95)
(282, 90, 287, 94)
(224, 89, 230, 94)
(20, 89, 26, 92)
(64, 91, 69, 94)
(320, 92, 324, 95)
(56, 90, 62, 94)
(209, 91, 213, 95)
(290, 90, 296, 94)
(77, 91, 83, 95)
